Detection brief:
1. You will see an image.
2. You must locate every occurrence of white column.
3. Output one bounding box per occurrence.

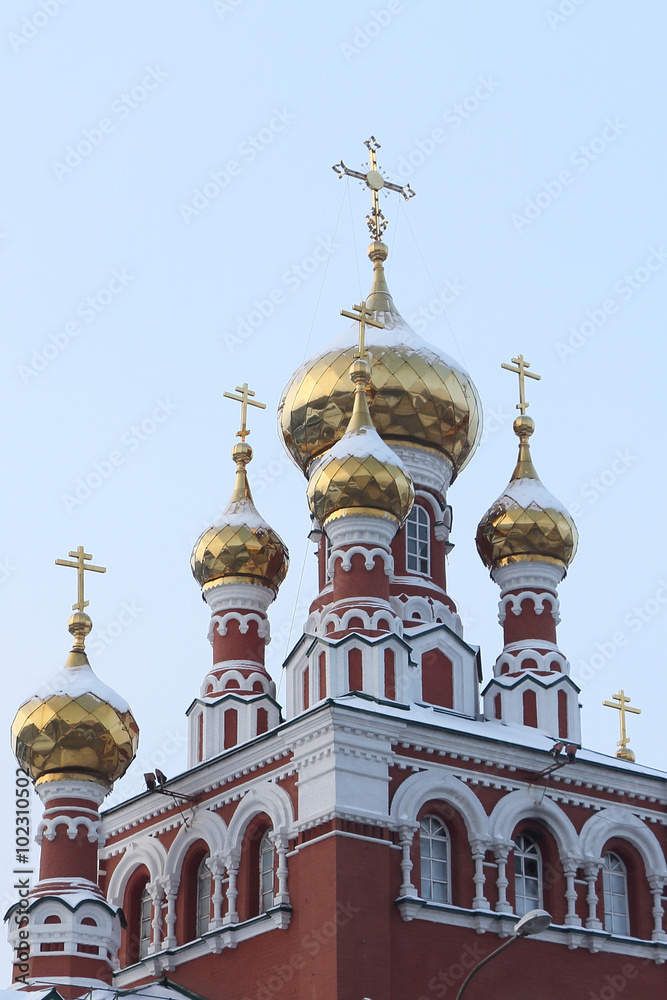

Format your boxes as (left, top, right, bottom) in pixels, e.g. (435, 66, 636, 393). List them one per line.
(207, 854, 226, 930)
(398, 824, 418, 898)
(148, 880, 164, 953)
(584, 862, 603, 930)
(223, 849, 240, 925)
(494, 843, 512, 913)
(160, 875, 179, 950)
(272, 829, 290, 906)
(563, 860, 582, 926)
(648, 875, 666, 942)
(470, 838, 490, 910)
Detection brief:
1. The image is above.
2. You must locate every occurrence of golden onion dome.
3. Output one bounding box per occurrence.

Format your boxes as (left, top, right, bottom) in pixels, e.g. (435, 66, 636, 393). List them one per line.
(191, 441, 288, 593)
(476, 416, 578, 572)
(307, 356, 414, 525)
(279, 241, 482, 481)
(12, 613, 139, 788)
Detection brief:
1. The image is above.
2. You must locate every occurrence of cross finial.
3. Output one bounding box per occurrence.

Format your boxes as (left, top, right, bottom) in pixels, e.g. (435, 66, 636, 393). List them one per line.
(603, 689, 642, 761)
(333, 136, 415, 242)
(55, 545, 106, 613)
(340, 300, 385, 361)
(501, 354, 541, 415)
(223, 383, 266, 442)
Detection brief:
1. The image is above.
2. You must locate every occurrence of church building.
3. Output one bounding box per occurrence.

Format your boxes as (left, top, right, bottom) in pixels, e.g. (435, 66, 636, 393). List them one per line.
(6, 139, 666, 1000)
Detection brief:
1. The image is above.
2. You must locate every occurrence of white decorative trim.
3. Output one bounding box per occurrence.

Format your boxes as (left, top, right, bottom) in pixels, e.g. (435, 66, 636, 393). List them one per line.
(205, 581, 275, 615)
(208, 612, 270, 645)
(392, 444, 453, 493)
(398, 596, 463, 636)
(494, 648, 569, 676)
(498, 591, 560, 624)
(492, 562, 563, 595)
(36, 778, 107, 807)
(320, 607, 402, 635)
(580, 807, 667, 878)
(325, 514, 397, 548)
(329, 545, 394, 576)
(37, 815, 104, 845)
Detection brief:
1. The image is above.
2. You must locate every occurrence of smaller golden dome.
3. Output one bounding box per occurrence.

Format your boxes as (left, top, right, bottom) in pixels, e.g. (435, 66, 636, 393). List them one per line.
(307, 356, 414, 525)
(12, 614, 139, 788)
(476, 416, 578, 572)
(191, 442, 288, 593)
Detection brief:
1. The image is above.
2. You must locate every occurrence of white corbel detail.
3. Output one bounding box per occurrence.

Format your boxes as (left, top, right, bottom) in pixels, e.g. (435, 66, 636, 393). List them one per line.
(37, 815, 104, 845)
(398, 823, 419, 898)
(329, 546, 394, 577)
(498, 591, 560, 624)
(208, 612, 270, 645)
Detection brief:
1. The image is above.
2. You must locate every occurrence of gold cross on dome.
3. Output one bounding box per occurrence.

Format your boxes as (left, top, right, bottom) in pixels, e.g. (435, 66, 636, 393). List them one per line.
(333, 136, 415, 242)
(340, 300, 385, 361)
(501, 354, 541, 415)
(223, 382, 266, 442)
(603, 689, 641, 760)
(55, 545, 106, 612)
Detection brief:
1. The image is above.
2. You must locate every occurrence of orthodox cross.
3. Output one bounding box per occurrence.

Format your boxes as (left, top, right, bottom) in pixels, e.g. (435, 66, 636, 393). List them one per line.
(333, 136, 415, 242)
(501, 354, 541, 415)
(603, 690, 641, 758)
(55, 545, 106, 612)
(341, 300, 385, 361)
(223, 383, 266, 442)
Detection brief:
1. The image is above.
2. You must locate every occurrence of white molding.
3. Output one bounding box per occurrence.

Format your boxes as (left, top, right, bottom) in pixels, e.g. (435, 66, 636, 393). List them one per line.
(392, 444, 453, 493)
(325, 514, 397, 548)
(208, 611, 270, 644)
(205, 581, 275, 614)
(36, 779, 107, 807)
(492, 562, 564, 595)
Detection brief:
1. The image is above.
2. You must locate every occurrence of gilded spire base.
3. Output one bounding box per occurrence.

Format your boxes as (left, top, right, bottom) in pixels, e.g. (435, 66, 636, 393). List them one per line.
(365, 242, 395, 315)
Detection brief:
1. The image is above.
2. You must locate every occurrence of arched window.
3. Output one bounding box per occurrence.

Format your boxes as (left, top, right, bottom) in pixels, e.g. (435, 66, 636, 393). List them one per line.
(420, 815, 450, 902)
(514, 834, 542, 915)
(406, 505, 430, 574)
(139, 886, 152, 958)
(602, 852, 630, 936)
(196, 855, 211, 936)
(259, 830, 275, 914)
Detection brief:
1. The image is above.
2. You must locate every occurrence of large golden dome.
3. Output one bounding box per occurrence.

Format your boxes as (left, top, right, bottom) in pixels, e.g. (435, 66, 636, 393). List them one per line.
(191, 442, 289, 593)
(12, 614, 139, 787)
(476, 416, 578, 572)
(279, 242, 482, 481)
(307, 357, 414, 525)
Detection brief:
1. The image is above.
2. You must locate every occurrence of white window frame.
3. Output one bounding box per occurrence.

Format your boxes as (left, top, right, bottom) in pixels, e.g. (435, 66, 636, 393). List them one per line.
(419, 815, 450, 903)
(196, 855, 211, 936)
(514, 834, 542, 916)
(602, 852, 630, 936)
(259, 830, 275, 914)
(139, 887, 152, 958)
(406, 505, 430, 575)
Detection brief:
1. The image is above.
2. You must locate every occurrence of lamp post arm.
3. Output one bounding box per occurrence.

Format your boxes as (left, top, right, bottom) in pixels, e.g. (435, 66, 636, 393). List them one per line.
(454, 933, 519, 1000)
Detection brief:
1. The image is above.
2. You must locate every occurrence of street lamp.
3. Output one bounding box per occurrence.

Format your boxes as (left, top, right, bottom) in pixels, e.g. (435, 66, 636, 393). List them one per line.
(454, 908, 552, 1000)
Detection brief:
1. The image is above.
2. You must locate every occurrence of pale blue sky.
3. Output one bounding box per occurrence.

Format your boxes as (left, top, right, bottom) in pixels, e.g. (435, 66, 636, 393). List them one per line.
(1, 1, 666, 963)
